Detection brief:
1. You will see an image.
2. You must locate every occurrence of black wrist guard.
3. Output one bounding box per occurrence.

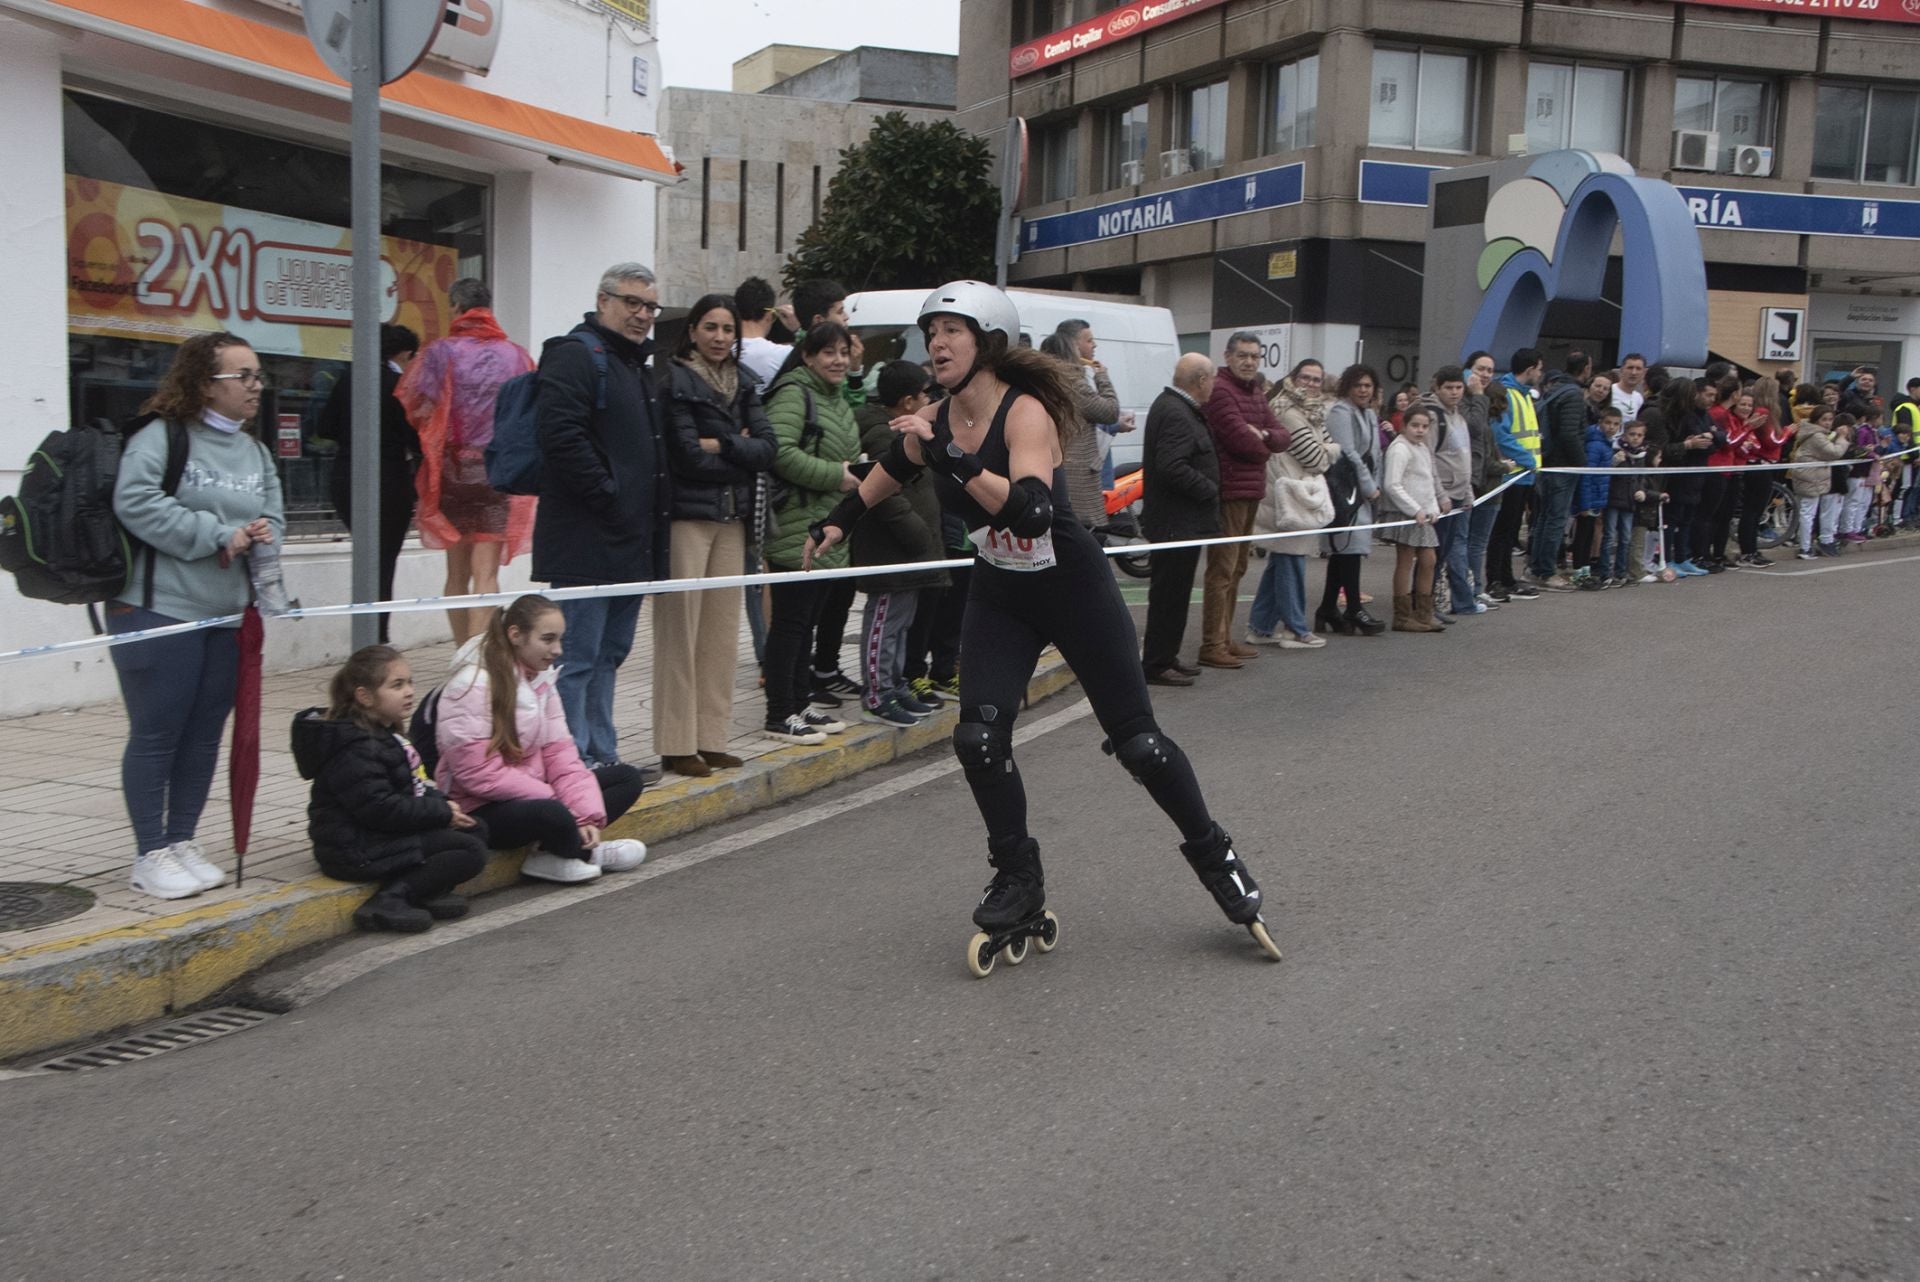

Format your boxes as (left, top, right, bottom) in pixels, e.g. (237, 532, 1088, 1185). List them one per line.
(810, 491, 869, 545)
(930, 440, 985, 483)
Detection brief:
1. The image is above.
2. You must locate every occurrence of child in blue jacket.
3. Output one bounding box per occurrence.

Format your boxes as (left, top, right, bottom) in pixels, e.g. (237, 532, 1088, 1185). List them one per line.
(1573, 406, 1622, 582)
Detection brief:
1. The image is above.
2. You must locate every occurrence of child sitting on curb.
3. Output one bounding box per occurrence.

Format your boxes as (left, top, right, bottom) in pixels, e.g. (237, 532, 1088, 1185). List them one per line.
(436, 594, 648, 886)
(292, 645, 489, 933)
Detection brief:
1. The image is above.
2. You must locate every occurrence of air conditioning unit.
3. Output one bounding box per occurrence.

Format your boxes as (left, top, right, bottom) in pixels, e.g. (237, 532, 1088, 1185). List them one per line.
(1672, 129, 1720, 172)
(1119, 158, 1145, 186)
(1732, 144, 1775, 177)
(1160, 147, 1194, 178)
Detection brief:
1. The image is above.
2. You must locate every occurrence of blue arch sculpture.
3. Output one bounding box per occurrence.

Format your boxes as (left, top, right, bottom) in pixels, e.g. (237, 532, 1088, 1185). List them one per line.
(1460, 169, 1708, 368)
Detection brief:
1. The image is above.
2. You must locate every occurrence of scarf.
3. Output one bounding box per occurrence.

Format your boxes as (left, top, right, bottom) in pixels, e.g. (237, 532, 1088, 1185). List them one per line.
(682, 352, 739, 403)
(1269, 377, 1327, 433)
(447, 307, 510, 344)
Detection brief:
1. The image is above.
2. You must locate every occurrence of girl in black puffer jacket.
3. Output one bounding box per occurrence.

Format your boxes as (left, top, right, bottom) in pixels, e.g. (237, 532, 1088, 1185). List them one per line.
(292, 645, 490, 933)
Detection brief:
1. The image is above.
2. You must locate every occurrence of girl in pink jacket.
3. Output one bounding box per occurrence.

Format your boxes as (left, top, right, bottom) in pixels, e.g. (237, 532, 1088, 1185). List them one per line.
(436, 594, 648, 884)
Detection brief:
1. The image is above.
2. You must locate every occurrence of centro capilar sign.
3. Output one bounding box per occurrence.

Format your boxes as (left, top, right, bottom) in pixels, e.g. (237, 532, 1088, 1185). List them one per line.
(1009, 0, 1230, 78)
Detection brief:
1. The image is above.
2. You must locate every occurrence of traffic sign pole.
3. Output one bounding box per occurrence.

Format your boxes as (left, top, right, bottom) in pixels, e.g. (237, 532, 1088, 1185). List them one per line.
(349, 0, 384, 649)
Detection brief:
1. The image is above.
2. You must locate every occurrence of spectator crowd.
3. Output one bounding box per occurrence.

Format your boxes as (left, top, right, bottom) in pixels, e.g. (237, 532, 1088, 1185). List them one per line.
(86, 265, 1920, 925)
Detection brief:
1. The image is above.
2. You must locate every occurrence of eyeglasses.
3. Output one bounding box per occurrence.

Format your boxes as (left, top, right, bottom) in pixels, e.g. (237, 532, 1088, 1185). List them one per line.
(210, 370, 270, 389)
(1294, 373, 1323, 385)
(604, 291, 662, 316)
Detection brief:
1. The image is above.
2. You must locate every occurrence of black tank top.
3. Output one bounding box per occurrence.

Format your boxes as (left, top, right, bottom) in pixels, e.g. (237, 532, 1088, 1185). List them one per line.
(930, 387, 1076, 531)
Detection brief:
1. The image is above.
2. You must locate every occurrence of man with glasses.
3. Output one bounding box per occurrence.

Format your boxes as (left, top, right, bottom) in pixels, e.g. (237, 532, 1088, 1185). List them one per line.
(532, 262, 671, 779)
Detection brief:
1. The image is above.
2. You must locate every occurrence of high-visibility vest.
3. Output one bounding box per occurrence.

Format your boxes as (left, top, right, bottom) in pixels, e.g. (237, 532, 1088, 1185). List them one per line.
(1505, 385, 1541, 468)
(1895, 398, 1919, 436)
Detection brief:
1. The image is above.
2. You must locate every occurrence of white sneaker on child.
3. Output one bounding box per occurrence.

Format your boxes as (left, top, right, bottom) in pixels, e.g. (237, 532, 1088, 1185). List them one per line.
(521, 852, 603, 884)
(170, 840, 228, 891)
(130, 847, 204, 900)
(589, 839, 647, 872)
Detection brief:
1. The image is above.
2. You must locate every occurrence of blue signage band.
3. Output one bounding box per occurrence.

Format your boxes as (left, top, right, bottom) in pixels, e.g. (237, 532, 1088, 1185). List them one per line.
(1021, 162, 1305, 255)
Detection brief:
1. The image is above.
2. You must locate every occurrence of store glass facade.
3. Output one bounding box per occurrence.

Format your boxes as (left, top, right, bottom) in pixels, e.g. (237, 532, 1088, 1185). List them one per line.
(63, 90, 488, 536)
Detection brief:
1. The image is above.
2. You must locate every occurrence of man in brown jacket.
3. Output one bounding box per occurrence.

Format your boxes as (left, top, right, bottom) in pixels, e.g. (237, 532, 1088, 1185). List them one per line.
(1198, 334, 1289, 668)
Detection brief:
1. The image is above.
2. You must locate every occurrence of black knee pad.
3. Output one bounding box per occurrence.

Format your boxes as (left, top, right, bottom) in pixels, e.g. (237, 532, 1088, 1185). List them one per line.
(1104, 723, 1184, 787)
(954, 716, 1014, 777)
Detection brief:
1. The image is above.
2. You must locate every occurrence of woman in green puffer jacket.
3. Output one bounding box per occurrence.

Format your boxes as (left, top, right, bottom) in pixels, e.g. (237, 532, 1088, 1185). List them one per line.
(760, 323, 863, 744)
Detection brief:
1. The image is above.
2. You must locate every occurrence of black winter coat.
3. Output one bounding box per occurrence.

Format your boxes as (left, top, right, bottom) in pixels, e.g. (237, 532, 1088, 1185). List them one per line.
(1537, 371, 1589, 467)
(1140, 388, 1221, 541)
(851, 403, 949, 592)
(292, 710, 454, 883)
(532, 317, 672, 587)
(663, 360, 777, 524)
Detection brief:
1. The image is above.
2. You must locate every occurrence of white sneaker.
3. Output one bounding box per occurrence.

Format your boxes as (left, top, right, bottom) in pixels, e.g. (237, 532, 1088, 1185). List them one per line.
(521, 851, 603, 884)
(1637, 573, 1658, 584)
(589, 839, 647, 872)
(1277, 631, 1326, 649)
(1243, 631, 1285, 647)
(130, 847, 204, 900)
(801, 709, 848, 735)
(763, 715, 827, 746)
(170, 840, 228, 891)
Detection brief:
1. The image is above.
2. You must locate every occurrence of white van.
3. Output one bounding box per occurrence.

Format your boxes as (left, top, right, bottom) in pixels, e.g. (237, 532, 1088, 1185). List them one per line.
(842, 288, 1178, 475)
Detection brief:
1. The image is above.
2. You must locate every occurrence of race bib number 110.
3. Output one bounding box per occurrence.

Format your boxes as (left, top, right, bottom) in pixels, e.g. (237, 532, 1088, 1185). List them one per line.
(972, 526, 1058, 572)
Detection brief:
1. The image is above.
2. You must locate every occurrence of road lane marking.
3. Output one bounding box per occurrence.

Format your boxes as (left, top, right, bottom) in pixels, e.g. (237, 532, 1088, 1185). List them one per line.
(1759, 554, 1920, 577)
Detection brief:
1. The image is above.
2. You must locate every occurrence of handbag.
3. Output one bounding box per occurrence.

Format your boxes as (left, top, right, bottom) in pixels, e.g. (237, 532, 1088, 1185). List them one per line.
(1325, 451, 1362, 528)
(1270, 451, 1334, 532)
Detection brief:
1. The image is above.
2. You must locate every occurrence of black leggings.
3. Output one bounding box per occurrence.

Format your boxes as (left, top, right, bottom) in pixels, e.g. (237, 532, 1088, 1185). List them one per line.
(386, 827, 489, 901)
(1737, 470, 1773, 554)
(765, 578, 828, 721)
(1318, 552, 1363, 616)
(468, 763, 645, 861)
(1694, 472, 1729, 561)
(904, 564, 969, 683)
(956, 524, 1212, 850)
(1487, 486, 1530, 587)
(811, 579, 857, 676)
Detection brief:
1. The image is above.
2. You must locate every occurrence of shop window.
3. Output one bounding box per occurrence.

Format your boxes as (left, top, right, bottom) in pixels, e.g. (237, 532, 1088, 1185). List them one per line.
(1527, 62, 1627, 156)
(1813, 84, 1920, 186)
(1032, 119, 1080, 203)
(1263, 54, 1320, 154)
(1181, 79, 1229, 172)
(1674, 75, 1775, 171)
(1370, 49, 1476, 154)
(1105, 101, 1150, 188)
(61, 90, 487, 538)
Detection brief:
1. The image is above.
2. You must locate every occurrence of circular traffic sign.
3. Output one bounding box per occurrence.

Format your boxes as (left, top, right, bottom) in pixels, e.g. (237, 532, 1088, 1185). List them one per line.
(303, 0, 448, 86)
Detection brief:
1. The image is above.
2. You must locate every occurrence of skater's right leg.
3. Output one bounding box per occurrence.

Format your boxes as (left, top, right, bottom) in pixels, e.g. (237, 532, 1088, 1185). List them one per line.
(951, 599, 1047, 929)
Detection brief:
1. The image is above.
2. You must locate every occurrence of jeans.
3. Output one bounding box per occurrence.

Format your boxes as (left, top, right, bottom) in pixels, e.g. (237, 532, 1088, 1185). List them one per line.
(1248, 552, 1309, 637)
(1437, 507, 1473, 610)
(107, 603, 240, 859)
(1527, 473, 1576, 578)
(1601, 508, 1636, 579)
(1466, 498, 1500, 596)
(744, 542, 767, 666)
(555, 592, 643, 767)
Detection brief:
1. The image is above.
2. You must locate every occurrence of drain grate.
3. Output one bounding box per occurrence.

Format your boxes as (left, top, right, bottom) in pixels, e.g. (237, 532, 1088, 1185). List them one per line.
(0, 882, 95, 932)
(34, 1006, 276, 1072)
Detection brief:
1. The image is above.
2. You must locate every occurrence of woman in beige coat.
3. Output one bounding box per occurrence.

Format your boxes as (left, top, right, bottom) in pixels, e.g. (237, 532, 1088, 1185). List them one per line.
(1247, 360, 1337, 648)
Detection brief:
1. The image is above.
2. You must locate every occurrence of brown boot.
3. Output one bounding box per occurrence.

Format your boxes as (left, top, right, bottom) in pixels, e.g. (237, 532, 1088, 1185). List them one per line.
(662, 753, 712, 778)
(1391, 594, 1418, 632)
(1412, 592, 1445, 633)
(1196, 643, 1244, 669)
(1227, 638, 1259, 659)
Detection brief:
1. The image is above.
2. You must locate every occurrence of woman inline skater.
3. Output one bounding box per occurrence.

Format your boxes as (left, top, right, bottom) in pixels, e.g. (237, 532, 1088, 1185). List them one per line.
(803, 282, 1280, 974)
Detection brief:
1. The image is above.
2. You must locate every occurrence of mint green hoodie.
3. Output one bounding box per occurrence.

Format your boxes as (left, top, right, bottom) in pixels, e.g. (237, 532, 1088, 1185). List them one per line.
(113, 418, 287, 624)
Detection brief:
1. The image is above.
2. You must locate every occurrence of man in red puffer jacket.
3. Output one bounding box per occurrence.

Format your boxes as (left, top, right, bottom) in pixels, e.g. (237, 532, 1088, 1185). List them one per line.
(1198, 334, 1290, 669)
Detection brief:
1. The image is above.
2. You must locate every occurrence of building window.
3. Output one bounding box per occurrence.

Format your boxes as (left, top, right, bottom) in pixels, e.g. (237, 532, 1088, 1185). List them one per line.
(1012, 0, 1099, 42)
(1814, 85, 1919, 185)
(61, 90, 487, 538)
(1370, 49, 1475, 153)
(1106, 101, 1150, 188)
(1181, 79, 1229, 171)
(1263, 54, 1319, 153)
(1032, 119, 1079, 202)
(1673, 75, 1774, 171)
(1526, 62, 1627, 155)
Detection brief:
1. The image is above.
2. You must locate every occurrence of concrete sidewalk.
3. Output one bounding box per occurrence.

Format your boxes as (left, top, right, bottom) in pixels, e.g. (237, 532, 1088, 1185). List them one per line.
(0, 610, 1077, 1061)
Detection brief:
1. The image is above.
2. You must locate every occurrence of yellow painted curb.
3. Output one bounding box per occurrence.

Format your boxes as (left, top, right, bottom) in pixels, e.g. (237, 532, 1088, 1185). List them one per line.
(0, 656, 1079, 1063)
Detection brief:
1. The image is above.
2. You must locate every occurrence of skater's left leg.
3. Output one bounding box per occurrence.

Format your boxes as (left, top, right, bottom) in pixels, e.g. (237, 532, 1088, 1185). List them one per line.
(952, 589, 1047, 846)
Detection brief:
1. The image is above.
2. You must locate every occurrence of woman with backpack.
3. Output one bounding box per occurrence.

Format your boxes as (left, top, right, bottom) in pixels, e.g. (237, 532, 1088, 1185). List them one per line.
(653, 294, 777, 777)
(760, 323, 863, 745)
(108, 331, 286, 901)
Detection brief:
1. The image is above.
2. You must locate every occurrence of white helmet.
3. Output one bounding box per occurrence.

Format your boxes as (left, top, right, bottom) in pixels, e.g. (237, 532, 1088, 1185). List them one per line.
(917, 280, 1021, 345)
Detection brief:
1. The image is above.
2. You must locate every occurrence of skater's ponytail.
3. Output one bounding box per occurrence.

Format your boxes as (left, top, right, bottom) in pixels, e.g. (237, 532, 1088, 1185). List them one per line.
(980, 339, 1087, 448)
(478, 593, 559, 763)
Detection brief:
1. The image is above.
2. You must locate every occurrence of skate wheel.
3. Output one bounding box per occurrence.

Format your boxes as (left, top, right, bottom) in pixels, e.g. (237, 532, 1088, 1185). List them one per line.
(1247, 919, 1283, 963)
(1004, 934, 1029, 965)
(1033, 910, 1059, 953)
(966, 931, 996, 978)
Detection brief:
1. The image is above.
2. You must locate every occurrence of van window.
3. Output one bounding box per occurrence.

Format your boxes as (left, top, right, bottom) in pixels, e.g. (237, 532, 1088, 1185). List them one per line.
(851, 325, 928, 369)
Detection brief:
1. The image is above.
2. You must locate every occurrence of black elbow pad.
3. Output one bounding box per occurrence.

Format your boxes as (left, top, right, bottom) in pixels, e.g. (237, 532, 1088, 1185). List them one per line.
(878, 436, 923, 484)
(991, 476, 1054, 538)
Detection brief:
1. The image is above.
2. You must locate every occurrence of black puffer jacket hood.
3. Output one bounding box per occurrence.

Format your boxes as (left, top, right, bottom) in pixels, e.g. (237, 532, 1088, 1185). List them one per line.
(292, 709, 453, 883)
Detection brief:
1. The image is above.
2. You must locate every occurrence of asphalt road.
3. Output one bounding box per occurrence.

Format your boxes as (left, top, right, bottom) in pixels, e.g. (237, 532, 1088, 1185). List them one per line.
(4, 549, 1918, 1281)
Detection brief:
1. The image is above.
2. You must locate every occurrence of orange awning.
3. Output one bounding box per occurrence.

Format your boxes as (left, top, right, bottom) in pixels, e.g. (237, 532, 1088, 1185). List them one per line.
(3, 0, 679, 184)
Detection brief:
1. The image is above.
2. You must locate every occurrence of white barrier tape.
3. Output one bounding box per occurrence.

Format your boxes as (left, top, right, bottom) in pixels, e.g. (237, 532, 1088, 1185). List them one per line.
(5, 449, 1903, 666)
(1529, 444, 1920, 477)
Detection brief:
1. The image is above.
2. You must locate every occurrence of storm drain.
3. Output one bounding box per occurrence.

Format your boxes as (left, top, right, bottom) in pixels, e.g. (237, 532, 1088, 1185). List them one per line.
(34, 1006, 276, 1072)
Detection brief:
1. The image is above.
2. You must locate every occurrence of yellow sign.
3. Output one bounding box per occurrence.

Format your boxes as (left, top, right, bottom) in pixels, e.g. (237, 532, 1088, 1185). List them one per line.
(596, 0, 649, 25)
(66, 175, 460, 359)
(1267, 251, 1297, 280)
